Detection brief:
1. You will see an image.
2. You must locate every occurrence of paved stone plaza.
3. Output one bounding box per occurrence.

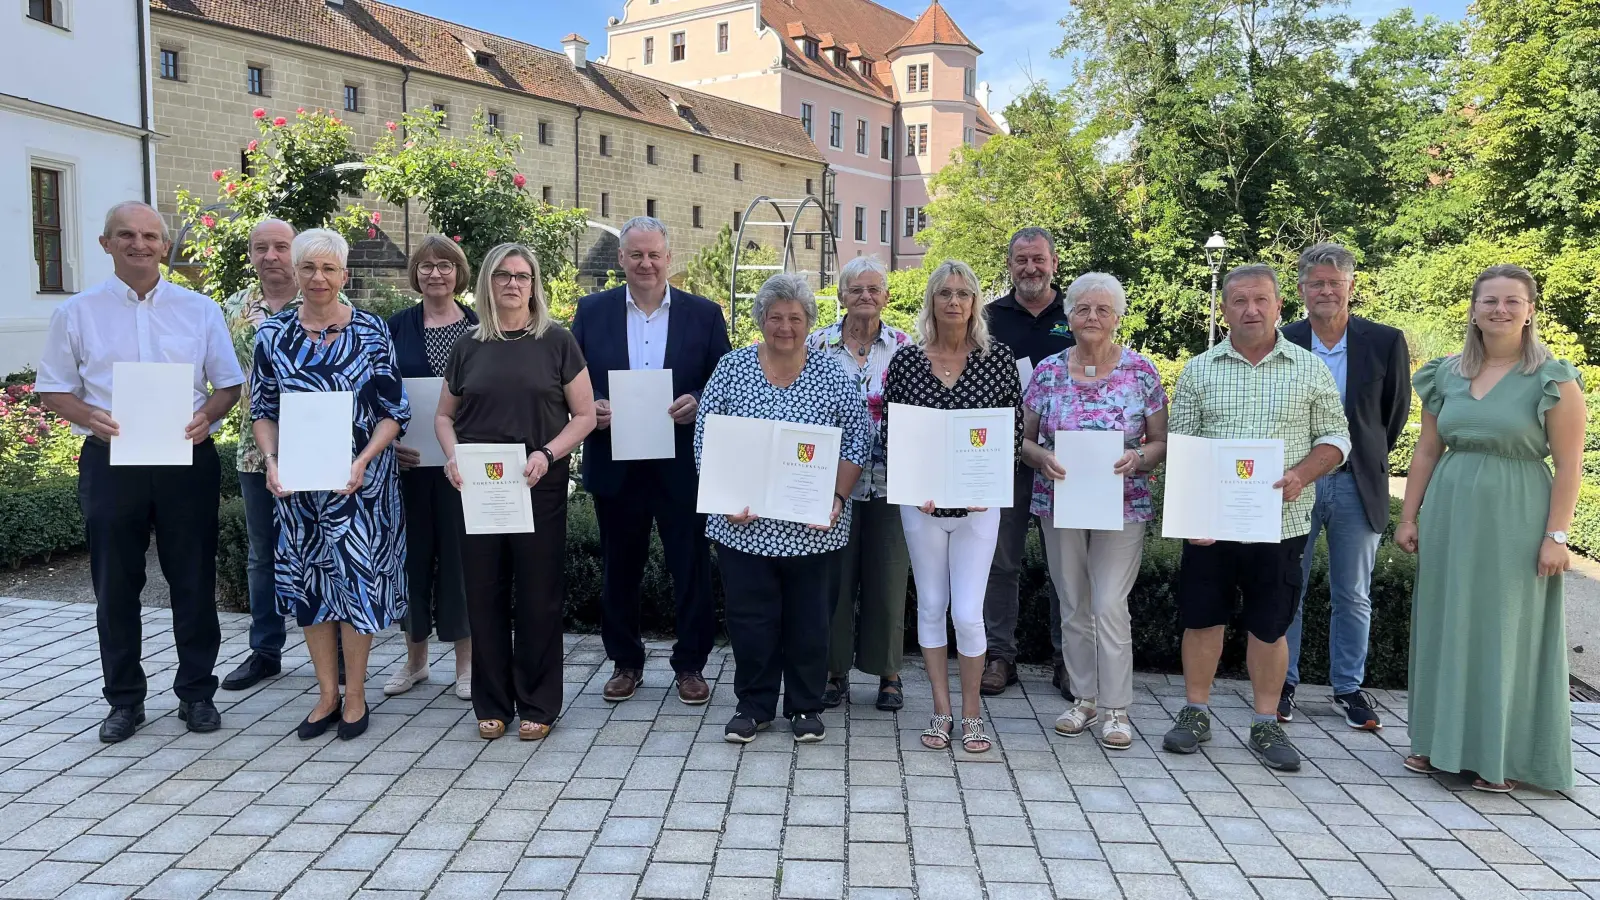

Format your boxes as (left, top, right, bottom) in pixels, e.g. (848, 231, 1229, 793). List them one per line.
(3, 596, 1600, 899)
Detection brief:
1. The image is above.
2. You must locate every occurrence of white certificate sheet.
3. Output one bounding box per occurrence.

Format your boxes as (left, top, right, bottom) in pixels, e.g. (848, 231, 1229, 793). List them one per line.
(277, 391, 354, 492)
(110, 362, 194, 466)
(457, 443, 535, 534)
(1053, 430, 1126, 531)
(1161, 435, 1285, 542)
(399, 378, 447, 467)
(1016, 357, 1035, 392)
(696, 414, 843, 526)
(887, 404, 1016, 509)
(609, 368, 676, 461)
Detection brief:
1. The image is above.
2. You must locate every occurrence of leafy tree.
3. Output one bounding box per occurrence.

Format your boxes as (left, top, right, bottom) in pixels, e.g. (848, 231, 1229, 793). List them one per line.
(365, 109, 586, 285)
(174, 108, 369, 300)
(681, 224, 780, 341)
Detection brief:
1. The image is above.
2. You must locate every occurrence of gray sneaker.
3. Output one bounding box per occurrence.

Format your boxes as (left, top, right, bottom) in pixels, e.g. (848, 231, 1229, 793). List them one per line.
(1162, 707, 1211, 754)
(1248, 721, 1302, 771)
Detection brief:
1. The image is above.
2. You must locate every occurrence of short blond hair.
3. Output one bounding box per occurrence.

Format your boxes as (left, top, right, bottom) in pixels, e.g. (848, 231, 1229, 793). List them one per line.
(408, 234, 472, 294)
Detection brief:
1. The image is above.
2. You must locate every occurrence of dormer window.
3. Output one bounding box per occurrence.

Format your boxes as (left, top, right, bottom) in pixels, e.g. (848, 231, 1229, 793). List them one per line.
(830, 48, 846, 67)
(856, 58, 871, 76)
(795, 37, 818, 60)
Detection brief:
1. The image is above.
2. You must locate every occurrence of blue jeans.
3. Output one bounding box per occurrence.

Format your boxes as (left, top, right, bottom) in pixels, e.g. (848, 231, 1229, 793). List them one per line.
(1286, 471, 1381, 695)
(239, 471, 285, 661)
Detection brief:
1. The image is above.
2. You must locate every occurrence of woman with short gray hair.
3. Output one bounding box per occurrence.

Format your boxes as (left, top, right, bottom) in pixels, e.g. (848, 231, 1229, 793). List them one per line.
(807, 256, 913, 712)
(251, 228, 411, 741)
(695, 273, 871, 744)
(1021, 272, 1168, 750)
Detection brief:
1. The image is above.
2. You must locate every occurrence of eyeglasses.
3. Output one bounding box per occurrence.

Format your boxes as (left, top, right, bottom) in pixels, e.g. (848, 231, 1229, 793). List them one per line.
(1070, 306, 1117, 321)
(844, 286, 884, 298)
(1474, 296, 1530, 310)
(935, 289, 975, 302)
(297, 263, 343, 279)
(418, 262, 456, 275)
(491, 271, 534, 286)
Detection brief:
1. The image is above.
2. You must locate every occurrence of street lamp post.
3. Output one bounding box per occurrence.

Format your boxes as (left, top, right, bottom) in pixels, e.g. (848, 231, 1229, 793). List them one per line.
(1204, 231, 1230, 347)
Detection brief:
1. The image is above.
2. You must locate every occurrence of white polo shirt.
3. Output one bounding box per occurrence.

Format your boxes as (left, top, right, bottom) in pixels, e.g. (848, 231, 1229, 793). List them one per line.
(35, 275, 246, 436)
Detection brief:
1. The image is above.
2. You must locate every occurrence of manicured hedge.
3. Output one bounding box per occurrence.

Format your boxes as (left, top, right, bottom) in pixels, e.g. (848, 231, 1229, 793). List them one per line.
(0, 476, 83, 567)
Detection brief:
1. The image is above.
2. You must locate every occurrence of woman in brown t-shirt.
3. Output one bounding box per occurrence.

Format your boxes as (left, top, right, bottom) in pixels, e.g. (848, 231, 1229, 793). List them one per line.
(436, 243, 596, 741)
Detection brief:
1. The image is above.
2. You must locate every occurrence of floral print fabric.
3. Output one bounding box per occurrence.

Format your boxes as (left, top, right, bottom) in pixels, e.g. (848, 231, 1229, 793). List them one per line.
(1022, 347, 1167, 523)
(806, 317, 912, 500)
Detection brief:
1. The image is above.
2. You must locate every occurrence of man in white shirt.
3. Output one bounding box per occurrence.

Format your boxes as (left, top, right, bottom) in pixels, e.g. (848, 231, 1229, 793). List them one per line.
(37, 201, 245, 743)
(570, 217, 733, 706)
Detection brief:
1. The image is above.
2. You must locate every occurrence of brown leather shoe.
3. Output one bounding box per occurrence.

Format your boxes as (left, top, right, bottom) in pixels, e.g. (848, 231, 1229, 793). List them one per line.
(604, 667, 643, 702)
(980, 658, 1016, 696)
(674, 672, 711, 705)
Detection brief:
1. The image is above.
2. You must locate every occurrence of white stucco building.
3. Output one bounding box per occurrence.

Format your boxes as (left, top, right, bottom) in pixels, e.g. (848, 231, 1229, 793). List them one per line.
(0, 0, 155, 374)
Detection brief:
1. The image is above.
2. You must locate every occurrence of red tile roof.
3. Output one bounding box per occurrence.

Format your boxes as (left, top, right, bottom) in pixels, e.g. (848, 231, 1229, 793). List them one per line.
(759, 0, 917, 100)
(149, 0, 823, 163)
(887, 0, 979, 53)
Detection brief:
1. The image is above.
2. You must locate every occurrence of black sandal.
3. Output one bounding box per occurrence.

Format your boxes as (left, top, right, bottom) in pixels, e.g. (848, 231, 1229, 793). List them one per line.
(875, 677, 904, 712)
(821, 676, 847, 708)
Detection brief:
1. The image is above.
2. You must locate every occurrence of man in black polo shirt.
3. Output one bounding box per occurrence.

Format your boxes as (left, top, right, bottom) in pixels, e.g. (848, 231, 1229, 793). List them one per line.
(981, 227, 1076, 697)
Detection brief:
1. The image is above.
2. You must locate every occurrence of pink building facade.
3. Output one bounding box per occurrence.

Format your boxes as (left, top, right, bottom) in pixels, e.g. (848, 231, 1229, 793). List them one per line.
(602, 0, 998, 271)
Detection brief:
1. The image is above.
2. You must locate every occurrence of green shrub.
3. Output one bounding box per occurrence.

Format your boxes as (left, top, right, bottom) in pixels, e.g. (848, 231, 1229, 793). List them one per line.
(216, 496, 250, 613)
(1572, 481, 1600, 560)
(0, 476, 83, 567)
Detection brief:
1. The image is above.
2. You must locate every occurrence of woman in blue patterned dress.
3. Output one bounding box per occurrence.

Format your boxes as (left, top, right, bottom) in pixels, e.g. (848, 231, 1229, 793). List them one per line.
(695, 274, 871, 745)
(251, 228, 409, 742)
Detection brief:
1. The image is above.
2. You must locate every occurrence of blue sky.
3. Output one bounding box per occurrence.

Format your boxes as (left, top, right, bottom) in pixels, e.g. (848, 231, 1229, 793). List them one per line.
(395, 0, 1473, 112)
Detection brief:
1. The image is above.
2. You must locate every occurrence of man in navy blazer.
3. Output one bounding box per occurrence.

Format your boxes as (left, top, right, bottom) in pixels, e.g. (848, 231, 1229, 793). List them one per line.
(571, 216, 733, 706)
(1279, 243, 1411, 731)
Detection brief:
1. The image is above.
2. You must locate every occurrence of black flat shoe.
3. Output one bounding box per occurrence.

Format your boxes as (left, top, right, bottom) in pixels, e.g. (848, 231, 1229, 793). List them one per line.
(99, 705, 145, 743)
(297, 703, 342, 740)
(178, 699, 221, 733)
(875, 677, 904, 712)
(820, 677, 846, 709)
(222, 653, 281, 691)
(337, 707, 369, 741)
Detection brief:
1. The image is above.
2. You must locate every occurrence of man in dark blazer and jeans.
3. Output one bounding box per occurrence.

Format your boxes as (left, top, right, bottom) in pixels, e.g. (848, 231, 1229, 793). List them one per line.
(1280, 242, 1411, 730)
(572, 216, 733, 706)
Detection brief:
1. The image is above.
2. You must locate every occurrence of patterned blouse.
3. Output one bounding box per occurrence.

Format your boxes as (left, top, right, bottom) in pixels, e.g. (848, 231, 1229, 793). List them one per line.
(695, 345, 872, 557)
(806, 317, 913, 501)
(424, 319, 473, 377)
(882, 341, 1024, 518)
(224, 284, 301, 474)
(1023, 347, 1168, 523)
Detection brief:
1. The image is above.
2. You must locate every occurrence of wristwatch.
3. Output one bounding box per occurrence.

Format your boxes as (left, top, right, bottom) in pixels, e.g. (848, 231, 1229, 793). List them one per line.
(1547, 531, 1569, 545)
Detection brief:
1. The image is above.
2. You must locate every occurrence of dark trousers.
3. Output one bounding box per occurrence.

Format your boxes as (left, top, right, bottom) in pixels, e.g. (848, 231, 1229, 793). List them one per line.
(78, 437, 222, 707)
(983, 464, 1063, 665)
(594, 462, 715, 673)
(401, 467, 470, 643)
(238, 471, 285, 660)
(716, 543, 837, 721)
(462, 484, 567, 725)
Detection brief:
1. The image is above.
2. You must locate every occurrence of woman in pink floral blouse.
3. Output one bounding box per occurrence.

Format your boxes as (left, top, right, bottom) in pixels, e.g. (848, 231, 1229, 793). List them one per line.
(1021, 273, 1168, 750)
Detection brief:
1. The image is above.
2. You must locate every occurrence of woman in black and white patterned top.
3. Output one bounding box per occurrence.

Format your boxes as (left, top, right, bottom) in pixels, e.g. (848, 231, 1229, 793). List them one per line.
(386, 235, 479, 701)
(883, 259, 1022, 755)
(695, 274, 871, 746)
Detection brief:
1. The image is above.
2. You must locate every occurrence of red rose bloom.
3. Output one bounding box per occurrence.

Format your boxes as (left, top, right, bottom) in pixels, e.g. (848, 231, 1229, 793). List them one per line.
(273, 117, 288, 126)
(252, 108, 266, 119)
(513, 173, 527, 188)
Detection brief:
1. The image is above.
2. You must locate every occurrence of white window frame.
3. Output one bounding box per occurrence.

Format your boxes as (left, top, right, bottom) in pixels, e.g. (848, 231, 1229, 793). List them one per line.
(963, 126, 973, 145)
(965, 67, 976, 97)
(25, 0, 71, 30)
(828, 110, 842, 150)
(879, 209, 890, 245)
(643, 36, 654, 65)
(670, 31, 686, 63)
(717, 21, 730, 53)
(855, 118, 869, 156)
(903, 205, 926, 239)
(27, 154, 79, 295)
(853, 206, 866, 243)
(881, 125, 891, 160)
(800, 102, 813, 139)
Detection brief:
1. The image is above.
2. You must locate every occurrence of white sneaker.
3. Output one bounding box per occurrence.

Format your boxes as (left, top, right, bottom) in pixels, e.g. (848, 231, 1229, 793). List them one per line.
(1099, 708, 1134, 750)
(454, 678, 471, 701)
(1054, 700, 1098, 736)
(383, 664, 429, 696)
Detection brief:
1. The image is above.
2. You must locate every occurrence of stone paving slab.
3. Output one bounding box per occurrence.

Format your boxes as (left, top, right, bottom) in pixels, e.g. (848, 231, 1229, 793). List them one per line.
(4, 596, 1600, 899)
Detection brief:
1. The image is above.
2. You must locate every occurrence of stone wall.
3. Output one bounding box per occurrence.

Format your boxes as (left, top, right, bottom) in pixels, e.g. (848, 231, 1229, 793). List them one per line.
(150, 15, 826, 293)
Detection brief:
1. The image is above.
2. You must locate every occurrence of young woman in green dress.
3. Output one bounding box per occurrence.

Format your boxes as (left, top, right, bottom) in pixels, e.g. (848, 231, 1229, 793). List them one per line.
(1396, 264, 1587, 793)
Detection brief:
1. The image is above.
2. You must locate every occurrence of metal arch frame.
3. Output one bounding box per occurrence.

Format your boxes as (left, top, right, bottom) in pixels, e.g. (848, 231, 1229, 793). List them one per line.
(728, 194, 838, 335)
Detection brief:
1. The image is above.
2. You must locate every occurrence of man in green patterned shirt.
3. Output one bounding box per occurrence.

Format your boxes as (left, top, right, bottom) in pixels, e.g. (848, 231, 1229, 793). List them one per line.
(1161, 264, 1351, 773)
(220, 218, 300, 692)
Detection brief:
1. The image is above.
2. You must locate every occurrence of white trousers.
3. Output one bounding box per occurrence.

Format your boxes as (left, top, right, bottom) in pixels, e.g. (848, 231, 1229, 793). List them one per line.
(900, 507, 1001, 656)
(1039, 518, 1146, 709)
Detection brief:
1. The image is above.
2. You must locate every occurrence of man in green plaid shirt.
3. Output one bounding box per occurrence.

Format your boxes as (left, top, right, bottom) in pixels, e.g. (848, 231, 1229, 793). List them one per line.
(1161, 264, 1351, 773)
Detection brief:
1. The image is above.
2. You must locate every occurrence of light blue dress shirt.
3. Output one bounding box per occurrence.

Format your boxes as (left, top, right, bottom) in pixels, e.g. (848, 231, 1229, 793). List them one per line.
(1311, 328, 1349, 404)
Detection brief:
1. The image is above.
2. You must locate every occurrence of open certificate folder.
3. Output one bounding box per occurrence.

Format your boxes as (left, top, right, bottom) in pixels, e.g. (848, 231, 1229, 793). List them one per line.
(457, 443, 535, 534)
(886, 404, 1015, 509)
(695, 414, 843, 527)
(1161, 434, 1285, 543)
